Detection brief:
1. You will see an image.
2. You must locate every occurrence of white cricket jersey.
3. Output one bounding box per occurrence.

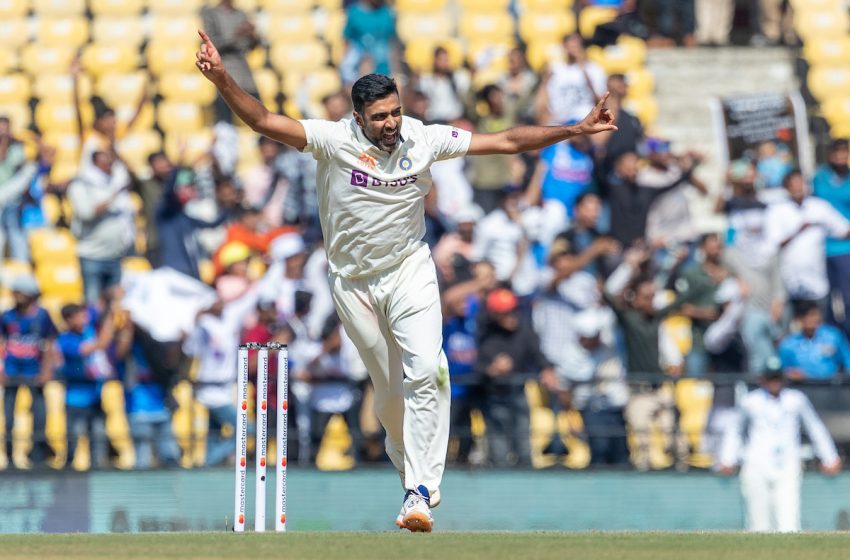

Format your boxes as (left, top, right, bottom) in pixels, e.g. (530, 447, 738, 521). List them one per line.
(719, 387, 838, 478)
(299, 116, 472, 278)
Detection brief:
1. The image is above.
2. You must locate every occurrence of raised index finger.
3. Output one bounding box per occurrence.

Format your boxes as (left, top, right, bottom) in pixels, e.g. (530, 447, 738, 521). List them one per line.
(596, 91, 610, 109)
(198, 29, 213, 47)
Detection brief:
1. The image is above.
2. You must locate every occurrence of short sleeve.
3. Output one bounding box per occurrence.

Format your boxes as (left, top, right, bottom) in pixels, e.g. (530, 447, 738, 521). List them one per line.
(299, 119, 347, 161)
(424, 124, 472, 162)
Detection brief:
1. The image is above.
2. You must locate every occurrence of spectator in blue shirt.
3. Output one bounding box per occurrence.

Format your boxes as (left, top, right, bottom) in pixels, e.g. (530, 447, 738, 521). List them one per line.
(342, 0, 396, 83)
(813, 139, 850, 337)
(58, 303, 116, 469)
(779, 303, 850, 381)
(1, 274, 57, 467)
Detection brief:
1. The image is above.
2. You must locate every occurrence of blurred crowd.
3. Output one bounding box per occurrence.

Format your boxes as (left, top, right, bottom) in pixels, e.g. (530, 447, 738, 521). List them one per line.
(1, 0, 848, 472)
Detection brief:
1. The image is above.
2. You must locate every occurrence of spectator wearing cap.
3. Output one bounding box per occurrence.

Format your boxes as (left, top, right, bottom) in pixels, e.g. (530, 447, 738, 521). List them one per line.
(476, 288, 556, 467)
(433, 204, 483, 287)
(215, 241, 253, 303)
(68, 149, 135, 304)
(525, 119, 595, 221)
(551, 193, 620, 279)
(602, 151, 696, 250)
(765, 170, 850, 314)
(155, 168, 230, 280)
(472, 186, 539, 299)
(814, 139, 850, 338)
(0, 275, 58, 468)
(778, 303, 850, 381)
(718, 362, 841, 532)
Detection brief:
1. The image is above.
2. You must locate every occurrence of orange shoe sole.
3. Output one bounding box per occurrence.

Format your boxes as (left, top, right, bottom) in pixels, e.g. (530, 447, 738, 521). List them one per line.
(402, 511, 433, 533)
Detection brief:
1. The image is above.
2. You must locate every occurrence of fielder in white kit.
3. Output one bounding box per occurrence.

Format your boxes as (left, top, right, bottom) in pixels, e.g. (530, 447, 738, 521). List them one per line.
(196, 29, 616, 532)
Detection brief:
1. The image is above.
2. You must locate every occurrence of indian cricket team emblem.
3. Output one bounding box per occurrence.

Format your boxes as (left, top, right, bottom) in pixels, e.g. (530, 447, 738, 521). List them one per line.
(399, 156, 412, 171)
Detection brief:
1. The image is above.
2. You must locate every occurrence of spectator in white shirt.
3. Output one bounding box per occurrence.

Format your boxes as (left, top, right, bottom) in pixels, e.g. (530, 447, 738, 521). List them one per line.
(417, 47, 471, 123)
(718, 363, 842, 532)
(765, 170, 850, 312)
(536, 34, 607, 125)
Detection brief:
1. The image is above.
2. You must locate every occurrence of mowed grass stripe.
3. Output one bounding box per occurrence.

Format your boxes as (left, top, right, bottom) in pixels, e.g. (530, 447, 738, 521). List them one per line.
(0, 532, 849, 560)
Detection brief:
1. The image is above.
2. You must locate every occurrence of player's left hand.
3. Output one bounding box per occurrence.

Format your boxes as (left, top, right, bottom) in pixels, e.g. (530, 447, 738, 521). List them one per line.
(578, 92, 618, 135)
(821, 459, 842, 475)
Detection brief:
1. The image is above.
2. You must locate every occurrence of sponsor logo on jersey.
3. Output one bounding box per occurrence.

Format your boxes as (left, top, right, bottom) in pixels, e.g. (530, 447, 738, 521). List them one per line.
(451, 129, 459, 138)
(399, 156, 412, 171)
(358, 152, 378, 170)
(350, 169, 419, 188)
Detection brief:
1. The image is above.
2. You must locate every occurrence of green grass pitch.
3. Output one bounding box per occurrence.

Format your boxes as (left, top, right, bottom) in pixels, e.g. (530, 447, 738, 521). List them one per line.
(1, 532, 850, 560)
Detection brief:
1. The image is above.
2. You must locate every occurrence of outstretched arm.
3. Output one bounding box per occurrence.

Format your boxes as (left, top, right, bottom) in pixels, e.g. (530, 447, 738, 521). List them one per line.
(195, 29, 307, 150)
(468, 92, 617, 156)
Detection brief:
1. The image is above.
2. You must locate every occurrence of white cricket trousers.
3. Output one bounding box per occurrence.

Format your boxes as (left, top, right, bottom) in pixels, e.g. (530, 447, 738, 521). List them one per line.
(740, 465, 801, 532)
(328, 244, 450, 495)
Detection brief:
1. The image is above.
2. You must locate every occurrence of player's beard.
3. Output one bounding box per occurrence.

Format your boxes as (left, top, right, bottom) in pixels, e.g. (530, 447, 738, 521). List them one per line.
(365, 125, 399, 153)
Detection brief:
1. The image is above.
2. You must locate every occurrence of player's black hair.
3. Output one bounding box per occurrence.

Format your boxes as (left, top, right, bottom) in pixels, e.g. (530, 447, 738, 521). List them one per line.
(351, 74, 398, 114)
(781, 168, 803, 189)
(61, 303, 85, 320)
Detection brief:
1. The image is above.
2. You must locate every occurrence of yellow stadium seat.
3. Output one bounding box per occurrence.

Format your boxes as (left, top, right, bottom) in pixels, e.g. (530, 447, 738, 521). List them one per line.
(397, 12, 455, 44)
(579, 6, 617, 38)
(35, 101, 93, 135)
(519, 11, 576, 44)
(808, 66, 850, 101)
(517, 0, 573, 10)
(80, 43, 140, 78)
(158, 73, 218, 104)
(625, 68, 655, 97)
(90, 0, 145, 16)
(822, 97, 850, 124)
(589, 38, 647, 74)
(35, 263, 84, 302)
(33, 0, 85, 16)
(281, 67, 342, 101)
(122, 256, 152, 275)
(36, 17, 89, 48)
(526, 41, 564, 72)
(117, 129, 163, 174)
(0, 74, 29, 105)
(20, 45, 76, 76)
(146, 42, 198, 76)
(164, 130, 214, 163)
(458, 12, 514, 43)
(794, 9, 850, 40)
(0, 0, 27, 18)
(265, 14, 317, 44)
(252, 68, 281, 108)
(95, 72, 147, 109)
(0, 50, 19, 75)
(247, 47, 266, 71)
(0, 19, 29, 48)
(0, 103, 31, 135)
(314, 0, 341, 9)
(260, 0, 315, 13)
(33, 73, 92, 104)
(404, 38, 465, 73)
(396, 0, 448, 11)
(468, 40, 514, 73)
(149, 0, 203, 14)
(623, 95, 658, 127)
(150, 16, 202, 46)
(236, 128, 262, 168)
(458, 0, 510, 11)
(28, 228, 77, 264)
(92, 17, 147, 47)
(269, 41, 329, 74)
(157, 101, 204, 133)
(42, 131, 81, 163)
(116, 102, 155, 134)
(803, 37, 850, 67)
(790, 0, 844, 13)
(49, 160, 79, 184)
(323, 10, 346, 43)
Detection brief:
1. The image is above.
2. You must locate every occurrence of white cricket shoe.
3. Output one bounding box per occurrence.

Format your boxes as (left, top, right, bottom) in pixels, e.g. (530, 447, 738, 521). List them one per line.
(397, 485, 434, 532)
(395, 486, 440, 527)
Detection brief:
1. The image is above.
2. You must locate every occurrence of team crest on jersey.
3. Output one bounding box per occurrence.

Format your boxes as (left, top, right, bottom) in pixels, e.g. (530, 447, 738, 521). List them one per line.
(358, 152, 377, 170)
(399, 156, 412, 171)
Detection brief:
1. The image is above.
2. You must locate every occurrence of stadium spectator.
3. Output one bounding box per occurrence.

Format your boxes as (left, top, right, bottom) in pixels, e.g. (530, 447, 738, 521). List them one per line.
(433, 204, 483, 287)
(551, 192, 620, 279)
(813, 139, 850, 338)
(525, 120, 595, 220)
(214, 240, 253, 302)
(765, 170, 850, 313)
(470, 85, 518, 215)
(58, 303, 117, 469)
(594, 74, 645, 178)
(280, 144, 321, 242)
(155, 168, 229, 279)
(242, 137, 288, 228)
(695, 0, 733, 46)
(417, 47, 471, 123)
(138, 152, 173, 266)
(753, 0, 795, 47)
(476, 288, 555, 467)
(718, 364, 841, 532)
(68, 150, 135, 304)
(537, 34, 606, 125)
(603, 151, 694, 249)
(1, 275, 57, 468)
(201, 0, 260, 124)
(263, 233, 309, 321)
(497, 49, 539, 122)
(778, 303, 850, 381)
(286, 290, 316, 462)
(342, 0, 397, 83)
(655, 0, 697, 47)
(604, 246, 689, 470)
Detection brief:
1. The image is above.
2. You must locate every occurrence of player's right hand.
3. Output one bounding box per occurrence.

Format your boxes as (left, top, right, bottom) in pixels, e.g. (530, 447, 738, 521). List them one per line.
(196, 29, 225, 83)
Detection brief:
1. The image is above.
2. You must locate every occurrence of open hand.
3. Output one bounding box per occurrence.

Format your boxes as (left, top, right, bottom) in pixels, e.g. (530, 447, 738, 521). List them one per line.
(196, 30, 226, 84)
(578, 92, 618, 135)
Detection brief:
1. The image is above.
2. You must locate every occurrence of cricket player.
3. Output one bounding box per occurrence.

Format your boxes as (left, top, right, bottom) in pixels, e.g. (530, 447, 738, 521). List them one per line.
(717, 364, 842, 532)
(195, 29, 616, 532)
